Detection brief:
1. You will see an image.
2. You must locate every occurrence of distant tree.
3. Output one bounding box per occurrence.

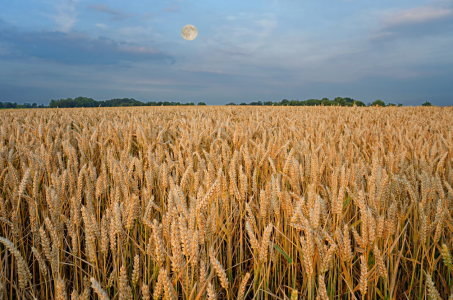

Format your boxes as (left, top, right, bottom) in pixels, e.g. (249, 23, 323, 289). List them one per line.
(398, 103, 403, 107)
(334, 97, 346, 106)
(197, 102, 206, 106)
(322, 98, 329, 102)
(306, 99, 321, 106)
(239, 102, 247, 105)
(388, 103, 396, 106)
(354, 101, 366, 107)
(0, 102, 4, 108)
(32, 103, 37, 108)
(281, 99, 289, 105)
(5, 102, 14, 108)
(422, 101, 432, 106)
(371, 100, 386, 107)
(264, 101, 273, 106)
(49, 99, 59, 108)
(321, 99, 331, 106)
(225, 102, 236, 105)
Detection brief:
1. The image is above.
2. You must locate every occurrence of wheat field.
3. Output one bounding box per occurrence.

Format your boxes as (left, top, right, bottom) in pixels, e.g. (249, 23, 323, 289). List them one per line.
(0, 106, 452, 300)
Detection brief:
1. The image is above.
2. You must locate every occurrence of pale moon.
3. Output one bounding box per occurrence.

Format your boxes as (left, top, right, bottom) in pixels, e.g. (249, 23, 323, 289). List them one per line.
(181, 24, 198, 41)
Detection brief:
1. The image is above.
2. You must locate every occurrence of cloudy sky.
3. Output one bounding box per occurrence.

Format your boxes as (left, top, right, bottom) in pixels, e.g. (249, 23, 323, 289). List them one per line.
(1, 0, 452, 105)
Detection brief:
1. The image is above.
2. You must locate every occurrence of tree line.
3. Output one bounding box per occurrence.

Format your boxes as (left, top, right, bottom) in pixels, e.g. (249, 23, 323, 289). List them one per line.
(0, 97, 207, 109)
(226, 97, 434, 107)
(46, 97, 207, 108)
(0, 96, 434, 109)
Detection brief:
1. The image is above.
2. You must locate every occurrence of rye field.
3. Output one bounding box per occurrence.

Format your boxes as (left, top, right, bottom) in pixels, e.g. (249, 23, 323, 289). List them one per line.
(0, 106, 453, 300)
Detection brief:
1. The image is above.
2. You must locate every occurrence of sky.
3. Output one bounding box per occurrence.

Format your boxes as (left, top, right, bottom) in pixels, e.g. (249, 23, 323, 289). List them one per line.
(1, 0, 453, 106)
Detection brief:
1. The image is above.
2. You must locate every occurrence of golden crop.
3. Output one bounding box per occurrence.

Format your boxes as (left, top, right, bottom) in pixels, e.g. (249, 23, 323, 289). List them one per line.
(0, 106, 452, 299)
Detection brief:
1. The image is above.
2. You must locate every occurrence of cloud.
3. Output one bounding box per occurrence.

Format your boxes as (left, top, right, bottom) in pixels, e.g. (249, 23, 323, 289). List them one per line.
(211, 12, 277, 52)
(119, 45, 159, 54)
(95, 23, 108, 29)
(225, 16, 239, 21)
(213, 48, 250, 56)
(88, 4, 135, 21)
(141, 13, 159, 20)
(48, 0, 80, 32)
(162, 5, 180, 12)
(254, 18, 277, 31)
(383, 6, 453, 27)
(0, 27, 175, 65)
(177, 68, 228, 75)
(370, 4, 453, 41)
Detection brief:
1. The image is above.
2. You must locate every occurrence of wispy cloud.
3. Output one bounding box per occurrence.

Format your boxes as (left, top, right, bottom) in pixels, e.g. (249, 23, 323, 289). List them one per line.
(213, 48, 250, 56)
(88, 4, 135, 21)
(177, 68, 229, 75)
(162, 5, 180, 12)
(95, 23, 108, 29)
(0, 28, 175, 65)
(48, 0, 79, 32)
(370, 4, 453, 41)
(119, 45, 159, 54)
(383, 6, 453, 27)
(141, 13, 159, 20)
(225, 16, 239, 21)
(254, 18, 277, 32)
(211, 12, 277, 53)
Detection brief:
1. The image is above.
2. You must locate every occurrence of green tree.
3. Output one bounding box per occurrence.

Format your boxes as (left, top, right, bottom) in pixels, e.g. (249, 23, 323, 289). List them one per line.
(264, 101, 273, 106)
(422, 101, 432, 106)
(321, 99, 331, 106)
(388, 103, 396, 106)
(371, 99, 386, 107)
(197, 102, 206, 105)
(398, 103, 403, 107)
(354, 101, 366, 107)
(334, 97, 346, 106)
(306, 99, 321, 106)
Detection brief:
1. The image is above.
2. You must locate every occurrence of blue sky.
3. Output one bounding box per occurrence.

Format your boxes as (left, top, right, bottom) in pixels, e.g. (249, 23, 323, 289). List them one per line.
(1, 0, 452, 105)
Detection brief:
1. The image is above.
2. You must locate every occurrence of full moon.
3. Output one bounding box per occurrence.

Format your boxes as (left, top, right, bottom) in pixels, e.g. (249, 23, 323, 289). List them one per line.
(181, 24, 198, 41)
